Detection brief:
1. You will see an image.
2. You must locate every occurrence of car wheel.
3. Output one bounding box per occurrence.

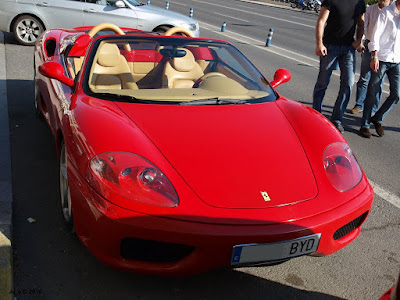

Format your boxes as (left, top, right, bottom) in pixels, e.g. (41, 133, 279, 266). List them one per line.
(154, 25, 171, 34)
(13, 15, 44, 46)
(59, 142, 74, 232)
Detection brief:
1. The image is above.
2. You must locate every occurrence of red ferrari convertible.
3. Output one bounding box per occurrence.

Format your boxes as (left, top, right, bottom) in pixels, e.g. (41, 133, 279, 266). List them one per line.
(34, 23, 374, 276)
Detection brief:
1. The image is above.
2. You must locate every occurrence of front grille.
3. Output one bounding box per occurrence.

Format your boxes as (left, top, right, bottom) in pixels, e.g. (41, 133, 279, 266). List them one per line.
(333, 212, 368, 240)
(120, 238, 194, 262)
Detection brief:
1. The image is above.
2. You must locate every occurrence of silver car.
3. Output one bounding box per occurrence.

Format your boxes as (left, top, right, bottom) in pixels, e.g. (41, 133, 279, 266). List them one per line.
(0, 0, 199, 45)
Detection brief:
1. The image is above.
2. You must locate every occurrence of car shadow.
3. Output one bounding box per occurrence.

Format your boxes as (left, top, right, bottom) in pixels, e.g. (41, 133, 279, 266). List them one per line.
(3, 31, 21, 46)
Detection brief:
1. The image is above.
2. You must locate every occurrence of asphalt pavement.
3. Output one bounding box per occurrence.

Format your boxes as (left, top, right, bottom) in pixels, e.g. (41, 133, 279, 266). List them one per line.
(0, 30, 13, 300)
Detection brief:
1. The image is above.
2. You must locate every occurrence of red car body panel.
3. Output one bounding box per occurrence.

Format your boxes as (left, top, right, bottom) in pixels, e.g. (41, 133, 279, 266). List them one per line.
(34, 26, 374, 276)
(116, 101, 318, 209)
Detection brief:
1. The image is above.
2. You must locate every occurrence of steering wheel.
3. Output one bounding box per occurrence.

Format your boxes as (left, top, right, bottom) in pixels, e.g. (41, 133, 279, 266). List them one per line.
(88, 23, 131, 51)
(164, 27, 195, 37)
(193, 72, 227, 88)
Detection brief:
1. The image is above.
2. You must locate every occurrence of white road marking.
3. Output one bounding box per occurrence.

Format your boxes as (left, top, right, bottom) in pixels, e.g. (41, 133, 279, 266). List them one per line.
(199, 21, 398, 209)
(167, 1, 187, 6)
(369, 180, 400, 209)
(213, 11, 251, 23)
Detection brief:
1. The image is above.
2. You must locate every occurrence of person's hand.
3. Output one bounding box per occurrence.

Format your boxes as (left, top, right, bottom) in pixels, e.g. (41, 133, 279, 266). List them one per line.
(370, 57, 379, 73)
(357, 43, 365, 53)
(316, 44, 327, 56)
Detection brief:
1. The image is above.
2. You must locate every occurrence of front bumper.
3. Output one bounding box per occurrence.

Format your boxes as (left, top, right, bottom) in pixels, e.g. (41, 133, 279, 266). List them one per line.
(68, 162, 373, 276)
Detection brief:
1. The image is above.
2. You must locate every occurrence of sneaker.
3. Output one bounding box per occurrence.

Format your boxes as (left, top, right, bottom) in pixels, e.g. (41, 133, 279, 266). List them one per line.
(333, 122, 344, 133)
(351, 106, 363, 114)
(371, 117, 384, 136)
(359, 127, 372, 138)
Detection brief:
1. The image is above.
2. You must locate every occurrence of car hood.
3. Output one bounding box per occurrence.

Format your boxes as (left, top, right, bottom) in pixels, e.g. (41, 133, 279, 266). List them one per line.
(116, 101, 318, 208)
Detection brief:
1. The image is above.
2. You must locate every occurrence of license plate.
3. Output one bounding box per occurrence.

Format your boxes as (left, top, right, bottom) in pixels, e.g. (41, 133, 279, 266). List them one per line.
(231, 234, 321, 265)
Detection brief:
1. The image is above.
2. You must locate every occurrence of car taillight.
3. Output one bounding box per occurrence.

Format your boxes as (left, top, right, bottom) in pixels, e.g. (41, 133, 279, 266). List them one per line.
(89, 152, 178, 207)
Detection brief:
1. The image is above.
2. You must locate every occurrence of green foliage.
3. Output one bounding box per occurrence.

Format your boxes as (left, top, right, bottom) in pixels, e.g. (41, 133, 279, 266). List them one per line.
(366, 0, 378, 5)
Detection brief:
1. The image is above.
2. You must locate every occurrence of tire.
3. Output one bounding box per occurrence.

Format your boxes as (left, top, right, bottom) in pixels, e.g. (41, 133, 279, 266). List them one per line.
(315, 4, 321, 13)
(154, 25, 171, 34)
(290, 2, 297, 8)
(59, 142, 74, 233)
(13, 15, 44, 46)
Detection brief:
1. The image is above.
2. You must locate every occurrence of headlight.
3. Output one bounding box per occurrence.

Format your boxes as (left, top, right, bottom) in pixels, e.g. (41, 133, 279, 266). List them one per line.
(89, 152, 178, 208)
(188, 23, 198, 32)
(323, 143, 362, 192)
(178, 22, 198, 32)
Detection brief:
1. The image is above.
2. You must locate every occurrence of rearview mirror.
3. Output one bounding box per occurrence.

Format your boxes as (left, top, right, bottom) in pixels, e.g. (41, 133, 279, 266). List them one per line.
(39, 61, 74, 87)
(270, 68, 291, 88)
(115, 0, 126, 8)
(159, 48, 187, 58)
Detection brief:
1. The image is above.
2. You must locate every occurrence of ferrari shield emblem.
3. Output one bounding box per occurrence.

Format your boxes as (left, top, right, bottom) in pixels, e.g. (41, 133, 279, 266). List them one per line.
(260, 191, 271, 202)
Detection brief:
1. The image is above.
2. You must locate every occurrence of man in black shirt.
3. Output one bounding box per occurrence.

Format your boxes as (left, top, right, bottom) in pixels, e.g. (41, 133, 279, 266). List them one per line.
(312, 0, 366, 133)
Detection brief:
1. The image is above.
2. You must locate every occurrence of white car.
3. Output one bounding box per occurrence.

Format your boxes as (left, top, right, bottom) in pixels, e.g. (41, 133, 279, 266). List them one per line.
(0, 0, 199, 45)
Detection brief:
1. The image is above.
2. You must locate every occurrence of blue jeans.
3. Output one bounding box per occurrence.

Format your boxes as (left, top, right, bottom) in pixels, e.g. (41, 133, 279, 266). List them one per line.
(354, 42, 381, 114)
(313, 44, 356, 125)
(361, 61, 400, 128)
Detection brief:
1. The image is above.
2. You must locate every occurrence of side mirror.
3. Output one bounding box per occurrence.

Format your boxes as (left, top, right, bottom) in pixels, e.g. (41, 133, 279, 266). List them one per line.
(115, 0, 126, 8)
(38, 61, 74, 87)
(270, 68, 291, 88)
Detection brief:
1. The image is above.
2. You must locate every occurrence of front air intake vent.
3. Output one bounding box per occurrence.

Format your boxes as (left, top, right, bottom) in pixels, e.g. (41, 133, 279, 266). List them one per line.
(333, 212, 368, 240)
(121, 238, 194, 262)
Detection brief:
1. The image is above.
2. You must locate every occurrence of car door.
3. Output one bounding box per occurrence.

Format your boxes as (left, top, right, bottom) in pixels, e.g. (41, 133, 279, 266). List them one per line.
(32, 0, 84, 29)
(82, 0, 138, 29)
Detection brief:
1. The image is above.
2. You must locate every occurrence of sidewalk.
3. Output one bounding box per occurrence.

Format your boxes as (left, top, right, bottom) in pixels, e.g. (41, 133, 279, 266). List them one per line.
(0, 31, 13, 300)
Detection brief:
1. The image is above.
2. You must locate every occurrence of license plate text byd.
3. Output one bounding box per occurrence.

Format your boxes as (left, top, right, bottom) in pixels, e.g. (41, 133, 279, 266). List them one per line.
(231, 234, 321, 265)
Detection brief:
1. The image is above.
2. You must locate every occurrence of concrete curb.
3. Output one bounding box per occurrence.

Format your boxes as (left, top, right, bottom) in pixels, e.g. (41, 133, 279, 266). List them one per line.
(0, 31, 13, 300)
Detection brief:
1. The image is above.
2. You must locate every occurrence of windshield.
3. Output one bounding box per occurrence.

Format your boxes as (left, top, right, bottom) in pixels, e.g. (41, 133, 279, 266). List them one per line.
(83, 36, 277, 105)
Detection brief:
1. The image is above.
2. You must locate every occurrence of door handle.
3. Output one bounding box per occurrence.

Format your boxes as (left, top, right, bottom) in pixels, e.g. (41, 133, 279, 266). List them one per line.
(83, 9, 96, 13)
(37, 2, 50, 6)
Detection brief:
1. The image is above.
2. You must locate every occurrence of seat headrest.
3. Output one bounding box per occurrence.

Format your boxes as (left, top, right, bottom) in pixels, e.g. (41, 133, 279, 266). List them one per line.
(171, 49, 196, 72)
(97, 43, 121, 67)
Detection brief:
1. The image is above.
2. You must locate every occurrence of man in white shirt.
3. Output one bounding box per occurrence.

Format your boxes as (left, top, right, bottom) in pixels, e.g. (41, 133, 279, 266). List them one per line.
(360, 0, 400, 138)
(351, 0, 392, 115)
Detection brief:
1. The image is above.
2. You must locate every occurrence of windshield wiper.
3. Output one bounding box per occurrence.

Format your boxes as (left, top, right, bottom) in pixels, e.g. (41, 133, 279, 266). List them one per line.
(179, 98, 246, 105)
(94, 92, 148, 103)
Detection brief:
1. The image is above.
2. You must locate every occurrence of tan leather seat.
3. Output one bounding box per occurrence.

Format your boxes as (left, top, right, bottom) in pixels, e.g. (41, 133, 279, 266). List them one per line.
(162, 48, 204, 88)
(90, 43, 138, 90)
